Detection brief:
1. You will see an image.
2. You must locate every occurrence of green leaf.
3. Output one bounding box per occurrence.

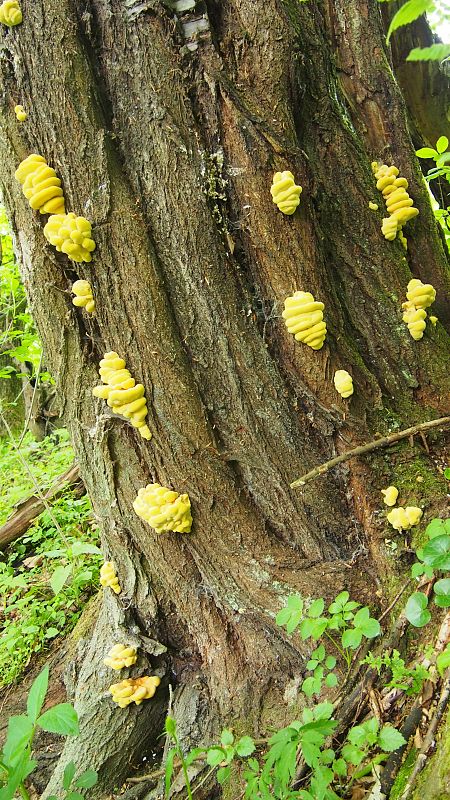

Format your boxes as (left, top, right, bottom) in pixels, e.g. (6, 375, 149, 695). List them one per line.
(287, 594, 304, 611)
(2, 715, 34, 768)
(165, 716, 176, 736)
(341, 743, 365, 766)
(164, 748, 176, 797)
(434, 578, 450, 607)
(300, 617, 328, 640)
(312, 644, 326, 661)
(408, 44, 450, 62)
(426, 519, 450, 539)
(436, 645, 450, 677)
(333, 758, 347, 777)
(63, 762, 76, 791)
(325, 655, 336, 669)
(422, 535, 450, 570)
(325, 672, 338, 688)
(37, 703, 79, 736)
(75, 769, 98, 789)
(444, 468, 450, 480)
(378, 725, 406, 752)
(70, 541, 102, 556)
(50, 564, 72, 596)
(308, 598, 325, 618)
(405, 593, 431, 628)
(206, 747, 225, 767)
(217, 766, 231, 784)
(27, 666, 49, 723)
(411, 562, 426, 579)
(302, 676, 321, 697)
(64, 792, 85, 800)
(387, 0, 435, 43)
(348, 724, 370, 748)
(236, 736, 255, 757)
(341, 628, 362, 649)
(221, 729, 234, 747)
(416, 147, 439, 159)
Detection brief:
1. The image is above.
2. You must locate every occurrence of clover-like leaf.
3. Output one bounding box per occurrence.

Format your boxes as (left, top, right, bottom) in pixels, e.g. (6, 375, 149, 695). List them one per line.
(434, 578, 450, 607)
(405, 592, 431, 628)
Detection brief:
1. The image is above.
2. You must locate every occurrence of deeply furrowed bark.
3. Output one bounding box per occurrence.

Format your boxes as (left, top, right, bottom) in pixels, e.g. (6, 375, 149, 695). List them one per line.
(0, 0, 449, 795)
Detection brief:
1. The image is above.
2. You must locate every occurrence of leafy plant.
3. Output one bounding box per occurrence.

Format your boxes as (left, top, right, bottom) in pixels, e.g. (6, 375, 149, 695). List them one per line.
(362, 649, 430, 695)
(378, 0, 450, 62)
(276, 591, 381, 671)
(302, 644, 337, 698)
(0, 666, 96, 800)
(0, 435, 101, 686)
(405, 518, 450, 626)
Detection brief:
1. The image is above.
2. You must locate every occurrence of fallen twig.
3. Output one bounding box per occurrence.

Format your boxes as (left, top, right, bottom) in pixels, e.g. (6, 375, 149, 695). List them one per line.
(290, 416, 450, 488)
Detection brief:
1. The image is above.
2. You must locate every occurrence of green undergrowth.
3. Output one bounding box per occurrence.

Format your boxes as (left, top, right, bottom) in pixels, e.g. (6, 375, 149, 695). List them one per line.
(0, 429, 74, 525)
(0, 430, 101, 687)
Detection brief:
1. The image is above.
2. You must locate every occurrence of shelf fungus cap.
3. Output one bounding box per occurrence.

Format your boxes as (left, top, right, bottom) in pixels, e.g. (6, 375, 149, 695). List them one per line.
(381, 486, 398, 507)
(104, 644, 137, 670)
(334, 370, 354, 399)
(14, 104, 27, 122)
(100, 561, 121, 594)
(406, 278, 436, 310)
(0, 0, 22, 26)
(387, 506, 422, 531)
(282, 291, 327, 350)
(133, 483, 192, 533)
(109, 676, 161, 708)
(270, 171, 302, 215)
(402, 306, 427, 340)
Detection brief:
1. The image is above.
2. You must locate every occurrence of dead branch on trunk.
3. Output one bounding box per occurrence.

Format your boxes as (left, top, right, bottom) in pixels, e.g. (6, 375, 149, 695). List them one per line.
(0, 464, 83, 549)
(290, 417, 450, 488)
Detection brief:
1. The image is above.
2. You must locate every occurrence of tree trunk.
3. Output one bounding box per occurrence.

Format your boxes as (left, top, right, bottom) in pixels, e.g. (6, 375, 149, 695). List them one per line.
(0, 0, 449, 795)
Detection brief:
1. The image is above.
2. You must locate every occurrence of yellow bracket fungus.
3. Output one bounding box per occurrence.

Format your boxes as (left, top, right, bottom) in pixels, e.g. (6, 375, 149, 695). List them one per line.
(133, 483, 192, 533)
(368, 201, 378, 211)
(15, 154, 65, 215)
(92, 352, 152, 440)
(282, 291, 327, 350)
(44, 213, 96, 263)
(381, 486, 398, 507)
(333, 370, 354, 399)
(110, 676, 160, 708)
(72, 280, 95, 313)
(104, 644, 137, 670)
(406, 278, 436, 310)
(100, 561, 121, 594)
(14, 105, 27, 122)
(429, 315, 438, 326)
(387, 506, 422, 531)
(271, 171, 302, 215)
(0, 0, 22, 25)
(372, 163, 418, 241)
(402, 306, 427, 340)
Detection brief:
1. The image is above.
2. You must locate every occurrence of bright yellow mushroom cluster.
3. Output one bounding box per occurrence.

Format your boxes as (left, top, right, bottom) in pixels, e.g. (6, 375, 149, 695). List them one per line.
(282, 291, 327, 350)
(0, 0, 22, 25)
(104, 644, 137, 670)
(387, 506, 423, 531)
(44, 213, 96, 263)
(333, 370, 354, 399)
(381, 486, 399, 507)
(100, 561, 121, 594)
(133, 483, 193, 534)
(15, 154, 65, 215)
(402, 278, 436, 340)
(92, 352, 152, 440)
(381, 485, 422, 531)
(372, 162, 419, 244)
(271, 171, 302, 215)
(72, 280, 95, 313)
(14, 104, 26, 122)
(109, 676, 161, 708)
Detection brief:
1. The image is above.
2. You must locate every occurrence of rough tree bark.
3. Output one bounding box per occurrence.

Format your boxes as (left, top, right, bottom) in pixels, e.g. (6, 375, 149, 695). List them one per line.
(0, 0, 449, 796)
